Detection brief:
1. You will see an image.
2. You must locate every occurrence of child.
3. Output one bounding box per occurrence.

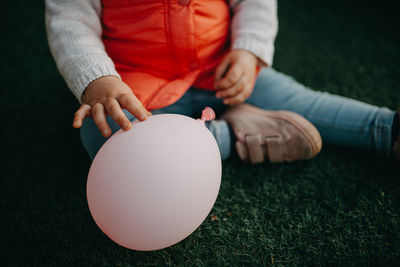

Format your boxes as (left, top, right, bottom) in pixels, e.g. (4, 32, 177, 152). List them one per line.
(45, 0, 399, 163)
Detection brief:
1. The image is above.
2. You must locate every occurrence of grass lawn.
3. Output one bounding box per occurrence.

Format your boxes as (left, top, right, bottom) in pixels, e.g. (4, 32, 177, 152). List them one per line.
(2, 0, 400, 266)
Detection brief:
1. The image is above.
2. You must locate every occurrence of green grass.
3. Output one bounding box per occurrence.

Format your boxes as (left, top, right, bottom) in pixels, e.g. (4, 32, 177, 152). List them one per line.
(2, 0, 400, 266)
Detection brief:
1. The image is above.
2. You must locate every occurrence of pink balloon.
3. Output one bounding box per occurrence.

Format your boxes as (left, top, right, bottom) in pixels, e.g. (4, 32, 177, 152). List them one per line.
(87, 114, 222, 251)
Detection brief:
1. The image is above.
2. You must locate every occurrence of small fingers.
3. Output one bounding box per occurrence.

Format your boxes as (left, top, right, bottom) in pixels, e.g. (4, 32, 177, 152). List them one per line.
(104, 98, 131, 131)
(92, 103, 112, 137)
(223, 84, 253, 106)
(73, 104, 91, 128)
(118, 93, 150, 121)
(215, 63, 243, 89)
(216, 75, 246, 100)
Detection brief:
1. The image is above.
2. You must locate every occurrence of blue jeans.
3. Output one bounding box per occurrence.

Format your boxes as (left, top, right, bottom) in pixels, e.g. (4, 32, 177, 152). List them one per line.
(81, 68, 395, 160)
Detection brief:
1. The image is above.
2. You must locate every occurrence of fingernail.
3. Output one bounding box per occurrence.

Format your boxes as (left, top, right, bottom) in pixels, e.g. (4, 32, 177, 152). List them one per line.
(102, 129, 109, 136)
(123, 122, 130, 129)
(139, 114, 147, 120)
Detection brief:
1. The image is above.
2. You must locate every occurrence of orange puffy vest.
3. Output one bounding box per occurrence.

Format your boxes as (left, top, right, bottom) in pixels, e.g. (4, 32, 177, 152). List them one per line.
(101, 0, 231, 110)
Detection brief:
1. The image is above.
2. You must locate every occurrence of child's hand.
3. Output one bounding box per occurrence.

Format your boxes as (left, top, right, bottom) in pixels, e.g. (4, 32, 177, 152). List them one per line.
(214, 49, 258, 105)
(72, 76, 151, 137)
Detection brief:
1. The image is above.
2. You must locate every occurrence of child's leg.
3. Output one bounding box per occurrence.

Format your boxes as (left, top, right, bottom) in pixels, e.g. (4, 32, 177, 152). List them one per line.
(152, 86, 323, 162)
(176, 88, 322, 162)
(246, 67, 396, 153)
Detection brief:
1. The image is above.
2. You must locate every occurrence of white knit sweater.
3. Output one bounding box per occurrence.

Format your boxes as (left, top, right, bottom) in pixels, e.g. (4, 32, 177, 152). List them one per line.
(45, 0, 278, 103)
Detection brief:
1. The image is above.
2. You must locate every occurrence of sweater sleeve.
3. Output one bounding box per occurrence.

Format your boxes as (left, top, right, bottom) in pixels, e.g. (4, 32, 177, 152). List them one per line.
(45, 0, 120, 103)
(229, 0, 278, 66)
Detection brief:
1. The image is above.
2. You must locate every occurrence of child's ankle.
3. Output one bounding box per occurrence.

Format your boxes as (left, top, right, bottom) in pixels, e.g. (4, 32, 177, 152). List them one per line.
(206, 120, 232, 160)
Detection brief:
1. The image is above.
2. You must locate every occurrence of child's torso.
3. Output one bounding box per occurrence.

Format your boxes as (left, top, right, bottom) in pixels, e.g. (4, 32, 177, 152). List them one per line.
(101, 0, 231, 109)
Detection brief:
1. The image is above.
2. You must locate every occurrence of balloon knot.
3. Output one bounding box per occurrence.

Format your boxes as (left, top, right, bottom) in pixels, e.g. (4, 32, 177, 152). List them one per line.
(200, 107, 215, 122)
